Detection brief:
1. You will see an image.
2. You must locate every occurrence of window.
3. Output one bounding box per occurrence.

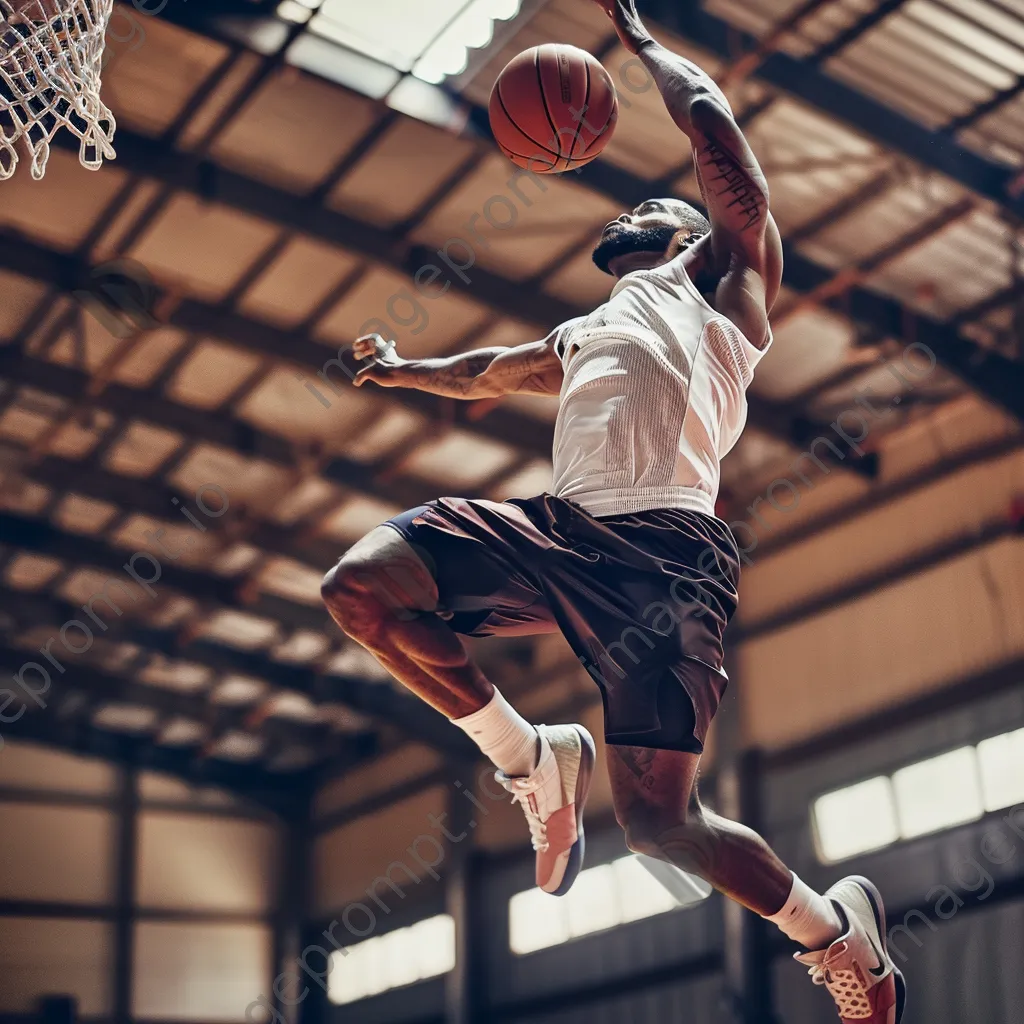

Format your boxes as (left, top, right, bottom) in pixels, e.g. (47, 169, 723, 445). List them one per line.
(327, 914, 455, 1005)
(508, 855, 683, 955)
(294, 0, 523, 82)
(812, 776, 899, 863)
(812, 724, 1024, 863)
(978, 727, 1024, 811)
(892, 747, 982, 839)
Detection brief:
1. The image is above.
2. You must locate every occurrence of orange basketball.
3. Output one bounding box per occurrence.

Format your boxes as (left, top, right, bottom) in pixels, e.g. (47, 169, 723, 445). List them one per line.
(488, 44, 618, 174)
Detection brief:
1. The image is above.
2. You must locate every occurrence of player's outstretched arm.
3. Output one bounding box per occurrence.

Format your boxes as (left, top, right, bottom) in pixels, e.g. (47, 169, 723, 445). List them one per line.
(351, 333, 564, 399)
(593, 1, 777, 276)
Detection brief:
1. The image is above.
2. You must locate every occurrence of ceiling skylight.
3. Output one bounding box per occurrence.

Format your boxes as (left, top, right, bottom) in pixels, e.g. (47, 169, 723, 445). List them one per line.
(301, 0, 523, 84)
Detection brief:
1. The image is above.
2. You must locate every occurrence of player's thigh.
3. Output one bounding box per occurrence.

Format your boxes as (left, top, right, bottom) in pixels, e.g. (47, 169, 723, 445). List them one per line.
(377, 501, 556, 637)
(607, 745, 702, 844)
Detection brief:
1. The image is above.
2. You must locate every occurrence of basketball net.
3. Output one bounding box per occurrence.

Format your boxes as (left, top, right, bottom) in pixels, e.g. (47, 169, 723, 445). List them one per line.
(0, 0, 116, 180)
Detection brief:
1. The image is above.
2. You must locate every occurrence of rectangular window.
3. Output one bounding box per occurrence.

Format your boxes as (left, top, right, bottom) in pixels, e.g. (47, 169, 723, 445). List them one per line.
(892, 746, 983, 839)
(508, 854, 687, 955)
(328, 914, 455, 1005)
(977, 726, 1024, 812)
(812, 776, 899, 864)
(812, 722, 1024, 863)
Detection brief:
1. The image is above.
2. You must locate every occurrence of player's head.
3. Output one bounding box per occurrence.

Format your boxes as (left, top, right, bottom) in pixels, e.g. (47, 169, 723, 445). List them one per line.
(592, 198, 710, 277)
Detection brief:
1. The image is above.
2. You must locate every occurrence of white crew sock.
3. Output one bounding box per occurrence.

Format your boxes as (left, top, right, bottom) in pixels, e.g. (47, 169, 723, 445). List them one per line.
(451, 687, 540, 778)
(765, 873, 844, 951)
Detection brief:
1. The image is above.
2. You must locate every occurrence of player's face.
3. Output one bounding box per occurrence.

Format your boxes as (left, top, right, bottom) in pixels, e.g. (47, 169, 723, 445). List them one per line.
(592, 199, 689, 276)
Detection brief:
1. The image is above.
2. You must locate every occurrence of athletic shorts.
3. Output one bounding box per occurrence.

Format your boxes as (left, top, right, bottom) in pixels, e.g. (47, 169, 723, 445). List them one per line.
(384, 494, 741, 754)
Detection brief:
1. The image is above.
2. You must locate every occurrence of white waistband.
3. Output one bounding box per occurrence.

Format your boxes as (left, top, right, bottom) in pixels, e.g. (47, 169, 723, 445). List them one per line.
(556, 485, 717, 519)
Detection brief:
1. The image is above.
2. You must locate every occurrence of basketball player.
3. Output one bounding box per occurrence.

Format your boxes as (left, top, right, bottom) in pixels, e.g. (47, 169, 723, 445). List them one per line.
(321, 2, 904, 1020)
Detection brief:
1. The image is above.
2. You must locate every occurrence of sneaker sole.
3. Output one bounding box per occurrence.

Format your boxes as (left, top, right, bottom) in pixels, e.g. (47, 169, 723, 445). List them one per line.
(549, 724, 596, 897)
(848, 875, 908, 1024)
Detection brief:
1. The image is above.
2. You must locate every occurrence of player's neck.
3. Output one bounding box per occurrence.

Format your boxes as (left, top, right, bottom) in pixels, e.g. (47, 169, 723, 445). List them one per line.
(609, 251, 664, 277)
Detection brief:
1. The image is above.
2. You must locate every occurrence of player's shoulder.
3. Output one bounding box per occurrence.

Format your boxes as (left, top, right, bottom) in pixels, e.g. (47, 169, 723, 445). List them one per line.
(546, 312, 598, 358)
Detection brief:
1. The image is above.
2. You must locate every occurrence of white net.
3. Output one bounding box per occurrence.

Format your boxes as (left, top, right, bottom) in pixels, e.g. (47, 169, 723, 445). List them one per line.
(0, 0, 116, 180)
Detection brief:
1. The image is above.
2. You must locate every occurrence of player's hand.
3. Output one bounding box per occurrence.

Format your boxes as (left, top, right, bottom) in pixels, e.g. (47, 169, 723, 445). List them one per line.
(352, 334, 406, 387)
(589, 0, 650, 55)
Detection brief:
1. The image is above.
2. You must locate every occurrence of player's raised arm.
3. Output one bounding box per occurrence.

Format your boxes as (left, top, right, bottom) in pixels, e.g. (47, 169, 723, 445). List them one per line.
(351, 332, 564, 399)
(593, 1, 778, 278)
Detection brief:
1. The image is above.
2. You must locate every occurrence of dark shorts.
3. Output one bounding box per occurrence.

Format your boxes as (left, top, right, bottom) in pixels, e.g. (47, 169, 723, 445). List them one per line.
(384, 494, 741, 754)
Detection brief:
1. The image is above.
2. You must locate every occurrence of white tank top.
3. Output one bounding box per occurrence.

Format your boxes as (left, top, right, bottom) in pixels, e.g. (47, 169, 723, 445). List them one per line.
(549, 253, 771, 518)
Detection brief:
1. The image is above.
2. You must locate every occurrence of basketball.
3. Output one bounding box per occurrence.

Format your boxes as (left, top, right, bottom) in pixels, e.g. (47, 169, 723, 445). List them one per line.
(488, 43, 618, 174)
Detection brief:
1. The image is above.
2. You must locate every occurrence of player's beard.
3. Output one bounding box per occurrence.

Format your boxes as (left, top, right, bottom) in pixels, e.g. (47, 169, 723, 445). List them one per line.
(591, 222, 678, 276)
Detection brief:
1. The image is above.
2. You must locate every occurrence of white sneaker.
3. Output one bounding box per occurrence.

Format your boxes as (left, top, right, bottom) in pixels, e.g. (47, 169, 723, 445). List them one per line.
(795, 875, 907, 1023)
(497, 723, 596, 895)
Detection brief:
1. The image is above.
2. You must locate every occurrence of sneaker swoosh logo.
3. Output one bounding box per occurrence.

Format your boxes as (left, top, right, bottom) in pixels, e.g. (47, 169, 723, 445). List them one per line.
(866, 933, 888, 978)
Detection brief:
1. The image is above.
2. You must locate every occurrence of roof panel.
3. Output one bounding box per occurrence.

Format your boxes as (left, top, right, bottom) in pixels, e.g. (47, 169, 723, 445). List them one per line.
(329, 115, 479, 227)
(199, 610, 281, 650)
(166, 341, 265, 411)
(237, 237, 363, 330)
(209, 69, 381, 192)
(316, 495, 402, 543)
(128, 194, 281, 303)
(48, 412, 116, 462)
(489, 458, 553, 500)
(103, 421, 183, 478)
(4, 553, 63, 591)
(312, 265, 491, 360)
(402, 429, 520, 488)
(167, 445, 293, 512)
(797, 175, 968, 266)
(757, 307, 860, 400)
(0, 272, 53, 340)
(101, 6, 230, 136)
(960, 90, 1024, 167)
(268, 477, 341, 527)
(45, 318, 123, 377)
(257, 557, 323, 607)
(339, 404, 429, 463)
(139, 658, 213, 693)
(111, 329, 191, 389)
(408, 153, 621, 282)
(52, 494, 119, 536)
(865, 210, 1013, 315)
(237, 366, 382, 447)
(0, 148, 129, 252)
(176, 50, 266, 151)
(542, 244, 616, 307)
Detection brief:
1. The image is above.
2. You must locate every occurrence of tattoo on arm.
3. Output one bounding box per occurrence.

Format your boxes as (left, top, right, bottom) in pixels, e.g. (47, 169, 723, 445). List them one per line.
(617, 746, 658, 791)
(417, 351, 499, 395)
(399, 339, 561, 398)
(698, 137, 765, 233)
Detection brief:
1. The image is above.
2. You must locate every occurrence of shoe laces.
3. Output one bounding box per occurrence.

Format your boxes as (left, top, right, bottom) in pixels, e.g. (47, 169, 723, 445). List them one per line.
(502, 775, 549, 852)
(805, 943, 874, 1019)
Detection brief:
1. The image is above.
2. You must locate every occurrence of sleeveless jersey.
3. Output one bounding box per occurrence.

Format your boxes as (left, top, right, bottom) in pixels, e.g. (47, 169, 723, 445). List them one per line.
(548, 253, 771, 518)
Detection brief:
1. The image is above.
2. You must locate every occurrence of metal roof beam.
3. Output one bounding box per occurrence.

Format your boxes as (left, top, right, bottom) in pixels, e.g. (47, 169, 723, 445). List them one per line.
(0, 585, 476, 760)
(635, 1, 1024, 220)
(0, 233, 557, 462)
(0, 707, 315, 817)
(0, 510, 326, 631)
(145, 8, 1022, 423)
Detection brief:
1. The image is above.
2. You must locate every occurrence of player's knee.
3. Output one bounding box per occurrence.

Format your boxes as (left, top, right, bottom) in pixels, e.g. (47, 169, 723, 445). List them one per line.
(320, 557, 386, 636)
(624, 807, 713, 872)
(623, 820, 663, 858)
